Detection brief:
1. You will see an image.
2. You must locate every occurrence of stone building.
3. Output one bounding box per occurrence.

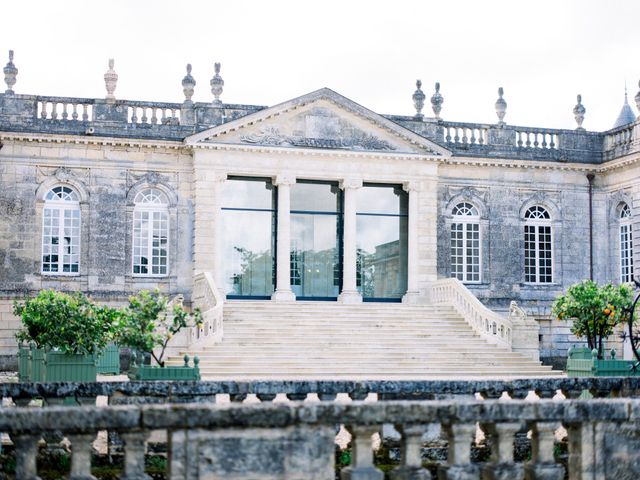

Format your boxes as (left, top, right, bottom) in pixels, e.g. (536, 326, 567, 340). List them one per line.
(1, 51, 638, 374)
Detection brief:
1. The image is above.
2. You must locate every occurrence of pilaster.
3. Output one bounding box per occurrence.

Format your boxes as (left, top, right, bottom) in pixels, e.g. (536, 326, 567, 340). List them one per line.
(402, 180, 421, 304)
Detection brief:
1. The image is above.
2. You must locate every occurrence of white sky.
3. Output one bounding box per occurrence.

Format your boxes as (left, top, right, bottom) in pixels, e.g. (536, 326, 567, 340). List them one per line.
(2, 0, 639, 132)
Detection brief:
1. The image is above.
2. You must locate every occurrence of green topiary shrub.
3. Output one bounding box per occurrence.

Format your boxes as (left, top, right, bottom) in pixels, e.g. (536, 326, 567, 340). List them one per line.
(13, 290, 120, 355)
(552, 280, 634, 359)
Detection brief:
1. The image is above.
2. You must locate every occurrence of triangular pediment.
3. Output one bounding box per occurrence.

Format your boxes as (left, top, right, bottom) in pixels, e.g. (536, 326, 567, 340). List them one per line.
(186, 88, 450, 157)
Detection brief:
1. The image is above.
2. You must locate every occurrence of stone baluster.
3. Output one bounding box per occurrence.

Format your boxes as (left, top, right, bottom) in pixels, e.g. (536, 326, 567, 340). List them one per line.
(256, 393, 277, 402)
(120, 431, 151, 480)
(13, 433, 42, 480)
(438, 422, 478, 479)
(62, 103, 69, 120)
(341, 425, 383, 480)
(390, 425, 432, 480)
(51, 103, 58, 120)
(151, 108, 158, 125)
(339, 178, 363, 304)
(72, 103, 78, 120)
(272, 173, 296, 302)
(68, 433, 97, 480)
(566, 422, 598, 479)
(481, 422, 523, 479)
(141, 107, 148, 124)
(445, 126, 452, 142)
(82, 104, 89, 121)
(402, 181, 420, 304)
(130, 106, 138, 123)
(40, 102, 47, 119)
(524, 422, 564, 479)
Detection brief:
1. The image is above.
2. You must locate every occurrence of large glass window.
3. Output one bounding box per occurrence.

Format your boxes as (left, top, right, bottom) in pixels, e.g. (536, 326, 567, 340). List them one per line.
(42, 186, 80, 274)
(524, 206, 553, 283)
(356, 184, 408, 300)
(132, 188, 169, 276)
(451, 202, 481, 283)
(290, 181, 342, 299)
(222, 178, 276, 298)
(620, 203, 634, 283)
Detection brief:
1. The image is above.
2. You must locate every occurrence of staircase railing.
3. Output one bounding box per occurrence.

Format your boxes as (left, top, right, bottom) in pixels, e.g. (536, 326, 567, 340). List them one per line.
(189, 272, 224, 348)
(428, 278, 512, 349)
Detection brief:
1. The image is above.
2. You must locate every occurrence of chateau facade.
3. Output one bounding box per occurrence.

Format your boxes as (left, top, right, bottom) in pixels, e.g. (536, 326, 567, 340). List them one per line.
(1, 52, 639, 369)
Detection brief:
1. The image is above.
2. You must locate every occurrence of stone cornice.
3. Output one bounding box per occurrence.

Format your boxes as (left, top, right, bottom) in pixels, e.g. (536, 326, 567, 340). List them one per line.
(0, 131, 187, 151)
(190, 140, 445, 162)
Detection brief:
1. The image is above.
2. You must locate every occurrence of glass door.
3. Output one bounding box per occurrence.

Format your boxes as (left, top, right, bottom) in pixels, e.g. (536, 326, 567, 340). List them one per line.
(290, 181, 342, 300)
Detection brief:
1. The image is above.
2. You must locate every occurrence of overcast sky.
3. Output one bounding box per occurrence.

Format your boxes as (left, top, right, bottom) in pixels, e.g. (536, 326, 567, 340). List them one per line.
(1, 0, 639, 132)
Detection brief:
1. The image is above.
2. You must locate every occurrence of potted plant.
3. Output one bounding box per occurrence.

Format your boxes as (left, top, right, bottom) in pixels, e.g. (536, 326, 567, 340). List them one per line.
(117, 289, 202, 380)
(14, 290, 120, 382)
(552, 280, 640, 376)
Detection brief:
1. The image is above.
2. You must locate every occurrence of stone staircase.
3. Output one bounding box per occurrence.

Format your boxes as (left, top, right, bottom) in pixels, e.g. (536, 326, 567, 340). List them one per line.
(167, 301, 559, 379)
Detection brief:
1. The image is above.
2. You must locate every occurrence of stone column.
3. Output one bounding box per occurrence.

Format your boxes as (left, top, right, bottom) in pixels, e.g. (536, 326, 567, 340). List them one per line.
(339, 178, 363, 304)
(402, 181, 420, 304)
(272, 174, 296, 302)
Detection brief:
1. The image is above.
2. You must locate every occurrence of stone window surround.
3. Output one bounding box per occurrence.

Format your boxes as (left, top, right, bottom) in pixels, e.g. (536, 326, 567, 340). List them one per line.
(450, 202, 482, 284)
(523, 205, 554, 285)
(131, 189, 170, 278)
(125, 181, 178, 284)
(35, 177, 90, 279)
(619, 202, 633, 283)
(443, 193, 489, 286)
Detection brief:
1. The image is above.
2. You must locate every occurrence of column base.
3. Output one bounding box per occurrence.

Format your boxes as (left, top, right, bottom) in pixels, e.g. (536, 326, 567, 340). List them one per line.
(338, 290, 363, 304)
(401, 291, 422, 304)
(271, 290, 296, 302)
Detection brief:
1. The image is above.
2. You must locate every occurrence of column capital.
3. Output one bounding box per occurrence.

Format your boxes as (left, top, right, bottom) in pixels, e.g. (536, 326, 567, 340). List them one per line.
(339, 177, 363, 190)
(273, 173, 296, 186)
(403, 180, 420, 193)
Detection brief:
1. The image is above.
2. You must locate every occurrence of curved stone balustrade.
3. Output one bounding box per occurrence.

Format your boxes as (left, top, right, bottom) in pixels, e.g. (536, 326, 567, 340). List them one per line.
(2, 377, 640, 404)
(190, 271, 224, 348)
(604, 121, 639, 160)
(428, 278, 513, 349)
(2, 398, 640, 478)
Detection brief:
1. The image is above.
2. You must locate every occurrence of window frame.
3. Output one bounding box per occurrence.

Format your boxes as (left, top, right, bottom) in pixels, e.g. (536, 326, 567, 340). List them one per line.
(131, 188, 170, 277)
(41, 186, 81, 276)
(523, 206, 553, 284)
(450, 202, 482, 284)
(620, 203, 634, 283)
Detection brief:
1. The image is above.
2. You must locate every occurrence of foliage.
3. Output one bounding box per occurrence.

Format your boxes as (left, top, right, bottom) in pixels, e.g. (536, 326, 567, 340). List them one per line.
(552, 280, 634, 358)
(117, 289, 202, 366)
(13, 290, 120, 355)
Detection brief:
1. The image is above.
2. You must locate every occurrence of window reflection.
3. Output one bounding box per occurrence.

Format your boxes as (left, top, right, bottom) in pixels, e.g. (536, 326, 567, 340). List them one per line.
(222, 178, 276, 297)
(356, 185, 408, 300)
(290, 181, 341, 299)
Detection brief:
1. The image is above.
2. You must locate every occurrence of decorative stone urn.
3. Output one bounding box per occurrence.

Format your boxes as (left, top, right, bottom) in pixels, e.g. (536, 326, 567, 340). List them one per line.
(495, 87, 507, 126)
(412, 79, 425, 119)
(431, 82, 443, 120)
(573, 94, 586, 131)
(3, 49, 18, 94)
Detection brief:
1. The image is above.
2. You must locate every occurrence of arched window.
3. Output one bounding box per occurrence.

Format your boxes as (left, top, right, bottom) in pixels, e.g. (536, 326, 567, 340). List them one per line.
(450, 202, 480, 283)
(42, 186, 81, 274)
(524, 205, 552, 283)
(132, 188, 169, 276)
(620, 203, 633, 283)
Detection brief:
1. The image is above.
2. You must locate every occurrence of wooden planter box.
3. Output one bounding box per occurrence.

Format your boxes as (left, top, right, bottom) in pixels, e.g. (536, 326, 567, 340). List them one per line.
(567, 347, 640, 377)
(97, 343, 121, 375)
(17, 345, 98, 382)
(128, 355, 200, 381)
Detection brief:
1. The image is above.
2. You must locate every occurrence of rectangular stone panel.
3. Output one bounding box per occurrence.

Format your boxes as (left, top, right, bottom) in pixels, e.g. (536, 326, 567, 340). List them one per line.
(170, 425, 335, 480)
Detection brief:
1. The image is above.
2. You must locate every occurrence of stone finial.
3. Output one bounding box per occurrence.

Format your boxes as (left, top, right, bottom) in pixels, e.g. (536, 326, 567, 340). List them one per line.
(3, 50, 18, 95)
(104, 58, 118, 101)
(635, 80, 640, 118)
(431, 82, 443, 120)
(210, 62, 224, 106)
(412, 80, 425, 119)
(495, 87, 507, 126)
(182, 63, 196, 104)
(573, 94, 586, 131)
